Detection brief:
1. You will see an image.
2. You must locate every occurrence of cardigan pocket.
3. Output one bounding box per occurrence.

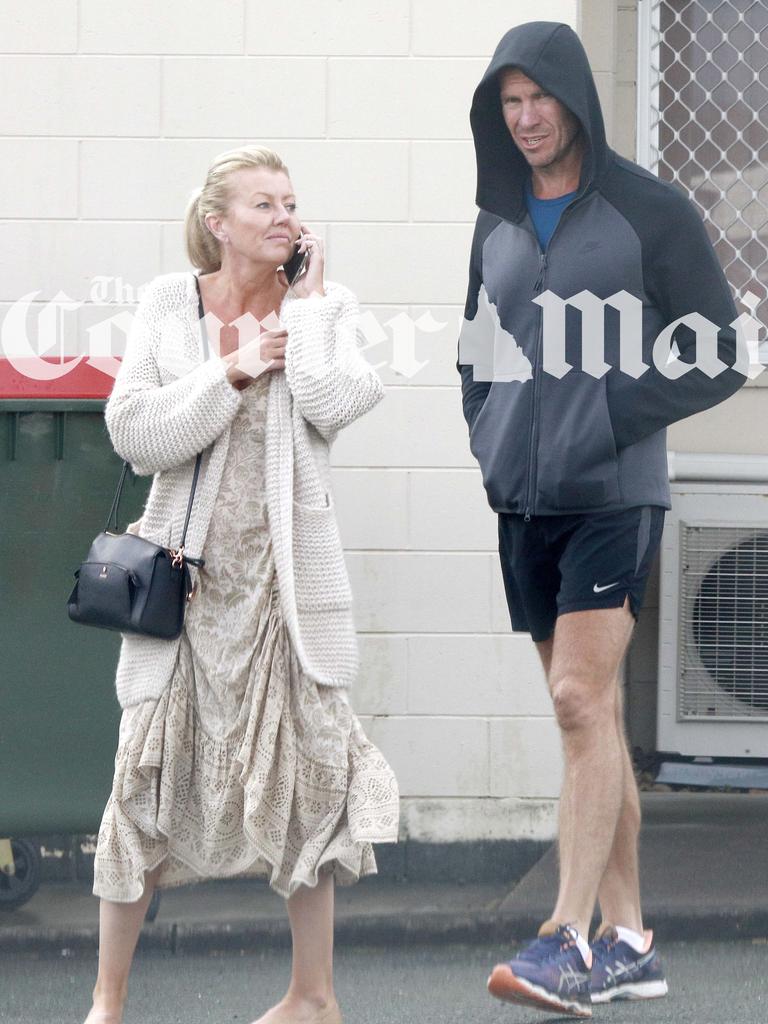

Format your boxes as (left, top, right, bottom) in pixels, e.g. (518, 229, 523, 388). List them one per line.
(292, 498, 353, 611)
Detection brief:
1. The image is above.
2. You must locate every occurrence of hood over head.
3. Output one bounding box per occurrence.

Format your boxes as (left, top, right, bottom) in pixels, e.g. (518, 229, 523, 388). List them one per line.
(470, 21, 610, 223)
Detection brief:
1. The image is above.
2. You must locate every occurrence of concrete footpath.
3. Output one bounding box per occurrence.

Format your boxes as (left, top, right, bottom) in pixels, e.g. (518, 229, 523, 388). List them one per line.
(2, 794, 767, 953)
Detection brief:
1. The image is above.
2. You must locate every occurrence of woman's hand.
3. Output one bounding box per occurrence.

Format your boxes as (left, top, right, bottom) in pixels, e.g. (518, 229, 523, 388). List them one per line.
(222, 328, 287, 389)
(277, 224, 326, 299)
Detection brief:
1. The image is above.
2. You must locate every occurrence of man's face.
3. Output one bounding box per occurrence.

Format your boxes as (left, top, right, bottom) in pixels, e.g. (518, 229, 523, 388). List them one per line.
(498, 68, 582, 170)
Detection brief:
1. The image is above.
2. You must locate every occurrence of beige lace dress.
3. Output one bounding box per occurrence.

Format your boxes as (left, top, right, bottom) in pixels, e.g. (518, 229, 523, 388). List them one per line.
(92, 369, 400, 902)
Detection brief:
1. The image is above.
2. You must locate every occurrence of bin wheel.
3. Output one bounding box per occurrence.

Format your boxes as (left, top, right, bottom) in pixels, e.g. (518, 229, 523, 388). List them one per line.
(0, 839, 42, 911)
(145, 890, 161, 923)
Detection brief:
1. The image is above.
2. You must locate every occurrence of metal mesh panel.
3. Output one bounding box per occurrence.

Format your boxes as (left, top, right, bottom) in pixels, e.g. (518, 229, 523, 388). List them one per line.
(679, 524, 768, 719)
(645, 0, 768, 325)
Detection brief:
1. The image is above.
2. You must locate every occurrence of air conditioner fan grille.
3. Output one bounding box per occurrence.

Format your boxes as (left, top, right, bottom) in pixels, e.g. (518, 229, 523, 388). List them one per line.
(680, 526, 768, 720)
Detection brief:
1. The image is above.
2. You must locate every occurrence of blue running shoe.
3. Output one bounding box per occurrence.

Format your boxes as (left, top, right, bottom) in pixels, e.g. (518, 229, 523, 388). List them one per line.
(487, 921, 592, 1018)
(590, 924, 669, 1003)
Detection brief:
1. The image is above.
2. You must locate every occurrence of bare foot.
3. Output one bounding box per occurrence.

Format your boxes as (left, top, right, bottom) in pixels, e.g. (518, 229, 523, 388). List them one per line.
(250, 993, 342, 1024)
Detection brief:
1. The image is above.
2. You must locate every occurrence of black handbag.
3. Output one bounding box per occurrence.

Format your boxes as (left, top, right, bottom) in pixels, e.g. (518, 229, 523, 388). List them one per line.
(67, 275, 210, 640)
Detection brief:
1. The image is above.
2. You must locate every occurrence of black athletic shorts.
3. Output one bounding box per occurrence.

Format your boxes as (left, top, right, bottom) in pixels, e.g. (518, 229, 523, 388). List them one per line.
(497, 505, 666, 643)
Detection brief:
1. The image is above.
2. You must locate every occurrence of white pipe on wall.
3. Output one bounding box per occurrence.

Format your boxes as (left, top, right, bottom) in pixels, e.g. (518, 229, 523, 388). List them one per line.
(667, 451, 768, 483)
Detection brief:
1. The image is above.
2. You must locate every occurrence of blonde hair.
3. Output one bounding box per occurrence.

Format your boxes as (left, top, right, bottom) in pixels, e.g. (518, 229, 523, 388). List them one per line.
(184, 145, 290, 273)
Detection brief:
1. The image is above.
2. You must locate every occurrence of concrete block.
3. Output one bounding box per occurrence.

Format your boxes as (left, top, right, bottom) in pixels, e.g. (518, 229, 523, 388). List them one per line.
(369, 839, 407, 879)
(275, 140, 409, 222)
(80, 140, 229, 221)
(83, 139, 406, 222)
(411, 141, 477, 222)
(580, 0, 617, 73)
(1, 301, 142, 369)
(246, 0, 409, 55)
(407, 468, 497, 551)
(0, 57, 161, 136)
(407, 635, 551, 716)
(398, 796, 558, 841)
(0, 140, 78, 218)
(411, 0, 578, 55)
(346, 551, 492, 632)
(489, 718, 564, 799)
(415, 0, 577, 54)
(353, 634, 408, 716)
(80, 0, 244, 54)
(593, 70, 614, 147)
(353, 304, 409, 387)
(78, 303, 138, 362)
(0, 301, 80, 360)
(617, 6, 639, 84)
(365, 716, 490, 797)
(162, 58, 325, 137)
(398, 304, 464, 387)
(0, 0, 77, 52)
(161, 222, 189, 275)
(400, 835, 548, 883)
(614, 82, 637, 161)
(668, 391, 768, 455)
(0, 221, 162, 302)
(329, 387, 476, 468)
(332, 468, 409, 549)
(326, 223, 474, 304)
(338, 303, 464, 390)
(328, 58, 485, 139)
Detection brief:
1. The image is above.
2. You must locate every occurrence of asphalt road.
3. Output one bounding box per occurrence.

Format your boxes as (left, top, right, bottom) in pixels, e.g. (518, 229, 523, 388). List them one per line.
(2, 940, 765, 1024)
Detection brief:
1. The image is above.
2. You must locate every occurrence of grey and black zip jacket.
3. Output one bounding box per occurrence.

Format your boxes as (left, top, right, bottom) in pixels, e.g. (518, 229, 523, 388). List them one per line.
(457, 21, 746, 517)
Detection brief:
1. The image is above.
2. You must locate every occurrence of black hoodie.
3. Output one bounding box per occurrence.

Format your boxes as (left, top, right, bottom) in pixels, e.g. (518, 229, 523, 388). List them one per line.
(457, 21, 746, 517)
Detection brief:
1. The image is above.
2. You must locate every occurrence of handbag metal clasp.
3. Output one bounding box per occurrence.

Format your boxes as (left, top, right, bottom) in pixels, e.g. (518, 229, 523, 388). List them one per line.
(169, 546, 184, 568)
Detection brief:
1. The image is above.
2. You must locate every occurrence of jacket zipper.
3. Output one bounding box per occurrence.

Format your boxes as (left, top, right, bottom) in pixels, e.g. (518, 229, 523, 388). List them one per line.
(524, 252, 547, 522)
(522, 192, 589, 522)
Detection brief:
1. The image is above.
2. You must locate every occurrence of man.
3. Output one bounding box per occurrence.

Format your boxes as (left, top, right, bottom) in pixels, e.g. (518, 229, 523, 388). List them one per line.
(457, 21, 746, 1019)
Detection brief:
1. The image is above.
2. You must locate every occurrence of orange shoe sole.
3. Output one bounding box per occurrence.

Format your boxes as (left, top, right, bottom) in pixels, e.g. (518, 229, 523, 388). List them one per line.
(487, 963, 592, 1018)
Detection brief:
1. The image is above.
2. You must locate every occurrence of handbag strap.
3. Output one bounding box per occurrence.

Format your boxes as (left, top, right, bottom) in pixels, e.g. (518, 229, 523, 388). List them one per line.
(104, 274, 212, 568)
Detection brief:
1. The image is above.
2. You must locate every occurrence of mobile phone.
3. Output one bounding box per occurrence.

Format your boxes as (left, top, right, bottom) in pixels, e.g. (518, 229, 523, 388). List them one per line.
(282, 237, 310, 285)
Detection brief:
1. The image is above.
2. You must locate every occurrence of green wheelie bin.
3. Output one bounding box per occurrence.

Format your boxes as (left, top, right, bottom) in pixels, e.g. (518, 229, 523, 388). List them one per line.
(0, 356, 149, 909)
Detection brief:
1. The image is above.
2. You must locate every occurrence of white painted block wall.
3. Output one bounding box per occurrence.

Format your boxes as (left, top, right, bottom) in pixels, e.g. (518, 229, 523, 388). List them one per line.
(0, 0, 587, 843)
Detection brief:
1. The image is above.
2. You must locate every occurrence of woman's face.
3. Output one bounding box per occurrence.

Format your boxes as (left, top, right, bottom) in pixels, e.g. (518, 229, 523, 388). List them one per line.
(214, 167, 301, 268)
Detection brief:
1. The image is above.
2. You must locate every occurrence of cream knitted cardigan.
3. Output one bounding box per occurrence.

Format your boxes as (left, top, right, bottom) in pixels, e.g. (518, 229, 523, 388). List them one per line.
(104, 271, 384, 708)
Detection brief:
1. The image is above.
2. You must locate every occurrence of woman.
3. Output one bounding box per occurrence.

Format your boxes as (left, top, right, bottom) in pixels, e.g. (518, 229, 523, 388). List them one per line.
(84, 145, 399, 1024)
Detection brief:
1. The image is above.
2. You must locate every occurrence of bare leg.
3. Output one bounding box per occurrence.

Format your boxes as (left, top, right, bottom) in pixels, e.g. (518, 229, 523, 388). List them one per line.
(595, 679, 643, 933)
(534, 635, 644, 936)
(536, 599, 636, 940)
(83, 863, 164, 1024)
(251, 869, 342, 1024)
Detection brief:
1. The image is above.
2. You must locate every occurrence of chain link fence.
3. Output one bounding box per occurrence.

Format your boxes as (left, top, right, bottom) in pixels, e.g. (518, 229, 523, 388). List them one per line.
(640, 0, 768, 327)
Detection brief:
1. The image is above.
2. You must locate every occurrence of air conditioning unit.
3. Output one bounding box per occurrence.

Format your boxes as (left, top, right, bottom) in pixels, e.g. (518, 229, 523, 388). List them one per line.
(658, 459, 768, 758)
